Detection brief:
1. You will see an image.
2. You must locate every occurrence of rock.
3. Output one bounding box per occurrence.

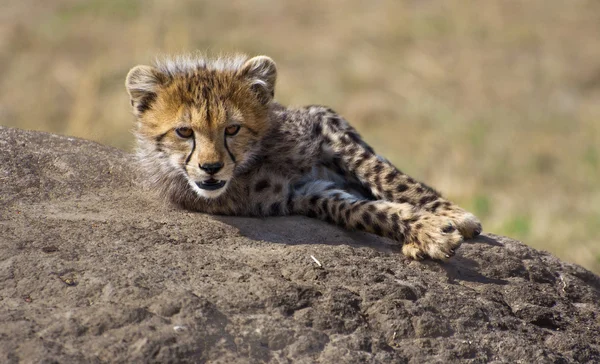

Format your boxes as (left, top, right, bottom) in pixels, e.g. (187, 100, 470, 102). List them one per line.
(1, 126, 599, 363)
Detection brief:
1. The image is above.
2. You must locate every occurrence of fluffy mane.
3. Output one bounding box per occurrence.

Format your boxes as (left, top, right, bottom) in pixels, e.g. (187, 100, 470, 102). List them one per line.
(153, 53, 250, 77)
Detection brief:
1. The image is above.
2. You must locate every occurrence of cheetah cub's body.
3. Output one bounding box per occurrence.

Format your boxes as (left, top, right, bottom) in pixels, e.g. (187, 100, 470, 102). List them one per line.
(125, 54, 481, 260)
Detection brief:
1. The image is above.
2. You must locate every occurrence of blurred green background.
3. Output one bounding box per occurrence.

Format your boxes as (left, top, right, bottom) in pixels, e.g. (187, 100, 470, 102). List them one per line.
(1, 0, 599, 273)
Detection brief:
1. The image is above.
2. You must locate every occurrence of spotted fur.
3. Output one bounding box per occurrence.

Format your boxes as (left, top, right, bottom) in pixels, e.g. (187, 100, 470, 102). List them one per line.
(125, 53, 482, 260)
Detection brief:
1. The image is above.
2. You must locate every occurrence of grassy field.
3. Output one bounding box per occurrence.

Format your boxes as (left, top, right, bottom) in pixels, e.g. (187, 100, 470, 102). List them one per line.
(1, 0, 599, 273)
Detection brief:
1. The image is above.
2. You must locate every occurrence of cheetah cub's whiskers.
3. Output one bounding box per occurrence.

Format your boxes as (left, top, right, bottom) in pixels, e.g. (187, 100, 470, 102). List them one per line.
(125, 53, 482, 260)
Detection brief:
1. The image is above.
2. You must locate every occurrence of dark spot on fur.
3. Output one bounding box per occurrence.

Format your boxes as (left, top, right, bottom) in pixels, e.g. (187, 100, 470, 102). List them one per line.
(422, 183, 441, 196)
(374, 172, 382, 186)
(353, 156, 367, 170)
(385, 170, 399, 183)
(429, 201, 441, 212)
(347, 131, 362, 144)
(307, 209, 318, 218)
(269, 202, 282, 215)
(372, 224, 382, 235)
(255, 180, 271, 193)
(362, 142, 375, 154)
(136, 92, 157, 114)
(312, 122, 323, 137)
(287, 192, 295, 210)
(416, 187, 424, 193)
(355, 222, 365, 231)
(362, 211, 372, 225)
(415, 223, 423, 230)
(273, 184, 283, 194)
(331, 203, 338, 216)
(335, 203, 345, 217)
(373, 164, 383, 174)
(396, 231, 405, 242)
(328, 116, 341, 130)
(321, 199, 329, 212)
(391, 220, 400, 235)
(351, 200, 367, 212)
(419, 195, 437, 206)
(309, 195, 320, 205)
(376, 211, 386, 222)
(396, 184, 408, 193)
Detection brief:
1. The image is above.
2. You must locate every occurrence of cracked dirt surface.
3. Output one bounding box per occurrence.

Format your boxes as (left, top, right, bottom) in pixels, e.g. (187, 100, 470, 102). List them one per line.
(1, 126, 599, 363)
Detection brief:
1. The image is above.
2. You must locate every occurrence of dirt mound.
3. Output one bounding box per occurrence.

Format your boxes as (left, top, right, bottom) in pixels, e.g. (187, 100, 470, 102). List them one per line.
(1, 126, 599, 363)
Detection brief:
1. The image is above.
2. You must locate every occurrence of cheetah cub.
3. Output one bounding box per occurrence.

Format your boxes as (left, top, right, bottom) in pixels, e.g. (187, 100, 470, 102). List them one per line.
(125, 54, 481, 260)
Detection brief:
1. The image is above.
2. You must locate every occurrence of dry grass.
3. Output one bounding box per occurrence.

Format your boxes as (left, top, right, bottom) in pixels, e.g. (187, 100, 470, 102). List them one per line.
(1, 0, 599, 273)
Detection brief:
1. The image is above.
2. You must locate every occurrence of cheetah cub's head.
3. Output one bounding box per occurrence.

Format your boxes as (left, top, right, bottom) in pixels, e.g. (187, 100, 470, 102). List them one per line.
(125, 55, 276, 199)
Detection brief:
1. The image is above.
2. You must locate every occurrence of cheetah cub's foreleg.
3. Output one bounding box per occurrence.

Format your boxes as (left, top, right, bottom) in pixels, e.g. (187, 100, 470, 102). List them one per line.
(304, 106, 482, 259)
(289, 183, 463, 260)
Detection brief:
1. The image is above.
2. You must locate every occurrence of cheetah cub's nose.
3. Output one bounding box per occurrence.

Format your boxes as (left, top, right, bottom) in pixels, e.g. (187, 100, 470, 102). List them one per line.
(199, 162, 224, 175)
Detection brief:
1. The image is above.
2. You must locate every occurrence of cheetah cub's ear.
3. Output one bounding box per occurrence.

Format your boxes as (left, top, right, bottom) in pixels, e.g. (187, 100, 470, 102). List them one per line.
(125, 65, 167, 116)
(239, 56, 277, 105)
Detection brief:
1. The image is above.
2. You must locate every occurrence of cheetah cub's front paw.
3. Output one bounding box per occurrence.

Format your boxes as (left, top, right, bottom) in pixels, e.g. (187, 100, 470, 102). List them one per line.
(441, 205, 482, 239)
(401, 213, 464, 261)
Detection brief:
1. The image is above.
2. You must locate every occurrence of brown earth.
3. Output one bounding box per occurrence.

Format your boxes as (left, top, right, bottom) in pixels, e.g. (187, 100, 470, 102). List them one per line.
(1, 126, 599, 363)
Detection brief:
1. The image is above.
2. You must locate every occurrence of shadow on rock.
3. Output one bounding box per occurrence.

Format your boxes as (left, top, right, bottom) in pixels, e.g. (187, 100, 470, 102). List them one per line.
(444, 256, 509, 285)
(463, 234, 504, 247)
(216, 215, 401, 254)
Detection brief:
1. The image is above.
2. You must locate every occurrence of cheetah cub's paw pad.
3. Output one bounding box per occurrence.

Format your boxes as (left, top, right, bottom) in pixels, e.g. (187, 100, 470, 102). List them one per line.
(402, 213, 463, 261)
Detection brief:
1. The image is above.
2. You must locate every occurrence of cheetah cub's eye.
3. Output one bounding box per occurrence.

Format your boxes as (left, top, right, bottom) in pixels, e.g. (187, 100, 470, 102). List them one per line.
(175, 127, 193, 138)
(225, 125, 241, 136)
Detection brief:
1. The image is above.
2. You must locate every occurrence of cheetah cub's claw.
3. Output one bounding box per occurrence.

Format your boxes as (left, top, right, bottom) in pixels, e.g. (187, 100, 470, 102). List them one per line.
(401, 213, 464, 261)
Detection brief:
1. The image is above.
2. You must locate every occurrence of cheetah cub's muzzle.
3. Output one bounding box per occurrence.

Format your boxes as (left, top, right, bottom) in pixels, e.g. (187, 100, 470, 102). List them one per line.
(195, 162, 227, 192)
(188, 165, 233, 199)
